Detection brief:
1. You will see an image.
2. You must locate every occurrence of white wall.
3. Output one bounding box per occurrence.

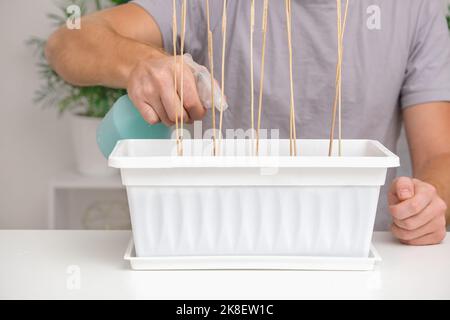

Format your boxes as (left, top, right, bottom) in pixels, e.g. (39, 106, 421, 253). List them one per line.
(0, 0, 74, 228)
(0, 0, 447, 229)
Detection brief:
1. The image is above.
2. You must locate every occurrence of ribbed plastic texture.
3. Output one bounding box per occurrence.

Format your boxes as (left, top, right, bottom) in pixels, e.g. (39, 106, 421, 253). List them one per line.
(128, 186, 380, 257)
(110, 139, 399, 259)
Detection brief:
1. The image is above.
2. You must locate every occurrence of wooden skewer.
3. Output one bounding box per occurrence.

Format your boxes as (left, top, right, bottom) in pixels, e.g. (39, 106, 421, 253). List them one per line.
(289, 0, 294, 157)
(290, 101, 294, 155)
(172, 0, 180, 155)
(290, 1, 297, 156)
(218, 0, 228, 155)
(256, 0, 269, 156)
(250, 0, 255, 154)
(338, 0, 349, 156)
(179, 0, 187, 156)
(286, 0, 292, 155)
(328, 0, 349, 157)
(328, 0, 342, 157)
(328, 61, 340, 156)
(335, 0, 342, 157)
(206, 0, 217, 156)
(285, 0, 297, 156)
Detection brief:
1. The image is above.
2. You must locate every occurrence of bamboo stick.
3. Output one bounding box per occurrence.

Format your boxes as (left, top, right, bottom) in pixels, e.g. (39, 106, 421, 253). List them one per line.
(328, 62, 340, 156)
(338, 0, 349, 156)
(328, 0, 342, 157)
(285, 0, 297, 156)
(291, 1, 297, 156)
(179, 0, 187, 156)
(256, 0, 269, 156)
(250, 0, 255, 154)
(218, 0, 228, 154)
(172, 0, 181, 155)
(328, 0, 349, 157)
(206, 0, 217, 156)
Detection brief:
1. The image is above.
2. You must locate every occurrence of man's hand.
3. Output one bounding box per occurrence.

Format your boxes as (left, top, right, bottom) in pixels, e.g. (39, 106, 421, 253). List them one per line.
(389, 177, 447, 245)
(127, 56, 206, 126)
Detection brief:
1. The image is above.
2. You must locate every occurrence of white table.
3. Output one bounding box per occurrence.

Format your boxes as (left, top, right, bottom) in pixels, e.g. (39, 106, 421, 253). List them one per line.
(0, 231, 449, 299)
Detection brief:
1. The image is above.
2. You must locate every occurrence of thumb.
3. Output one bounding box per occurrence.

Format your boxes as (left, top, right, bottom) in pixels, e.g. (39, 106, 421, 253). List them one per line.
(394, 177, 415, 201)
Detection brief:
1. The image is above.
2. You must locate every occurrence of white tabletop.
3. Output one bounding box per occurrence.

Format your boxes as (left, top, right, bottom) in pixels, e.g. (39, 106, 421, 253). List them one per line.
(0, 230, 449, 300)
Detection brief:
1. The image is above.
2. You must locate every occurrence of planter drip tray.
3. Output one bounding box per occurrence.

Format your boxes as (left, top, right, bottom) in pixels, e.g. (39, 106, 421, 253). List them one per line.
(124, 238, 382, 271)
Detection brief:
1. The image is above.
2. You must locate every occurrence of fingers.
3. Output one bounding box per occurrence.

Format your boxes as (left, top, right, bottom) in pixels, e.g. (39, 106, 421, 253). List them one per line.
(389, 178, 447, 246)
(393, 196, 445, 230)
(177, 64, 206, 121)
(158, 75, 189, 124)
(148, 97, 174, 126)
(388, 177, 415, 205)
(129, 85, 173, 126)
(399, 230, 447, 246)
(391, 214, 446, 242)
(133, 100, 160, 125)
(127, 71, 157, 125)
(127, 56, 207, 127)
(389, 180, 434, 220)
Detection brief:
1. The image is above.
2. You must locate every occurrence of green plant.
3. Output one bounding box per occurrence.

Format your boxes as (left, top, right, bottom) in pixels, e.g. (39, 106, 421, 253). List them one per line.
(29, 0, 129, 118)
(447, 5, 450, 31)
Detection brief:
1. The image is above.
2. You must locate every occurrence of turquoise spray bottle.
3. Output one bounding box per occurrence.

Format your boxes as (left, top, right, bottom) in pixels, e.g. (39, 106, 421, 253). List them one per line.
(96, 95, 171, 158)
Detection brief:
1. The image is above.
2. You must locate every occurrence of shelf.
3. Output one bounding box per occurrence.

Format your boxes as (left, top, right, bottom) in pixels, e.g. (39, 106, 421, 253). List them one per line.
(48, 171, 128, 229)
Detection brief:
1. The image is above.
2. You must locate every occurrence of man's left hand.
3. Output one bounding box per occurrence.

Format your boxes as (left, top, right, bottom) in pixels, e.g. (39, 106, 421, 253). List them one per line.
(388, 177, 447, 245)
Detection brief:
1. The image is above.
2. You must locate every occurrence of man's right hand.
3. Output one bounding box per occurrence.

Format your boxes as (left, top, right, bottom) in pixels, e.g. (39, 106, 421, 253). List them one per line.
(45, 3, 207, 127)
(127, 56, 206, 126)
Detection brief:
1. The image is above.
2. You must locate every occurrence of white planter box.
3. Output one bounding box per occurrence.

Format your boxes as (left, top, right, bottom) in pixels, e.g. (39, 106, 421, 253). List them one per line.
(109, 139, 399, 258)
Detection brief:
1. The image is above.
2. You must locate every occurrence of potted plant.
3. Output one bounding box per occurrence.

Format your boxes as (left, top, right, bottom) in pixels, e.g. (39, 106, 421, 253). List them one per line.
(447, 5, 450, 30)
(29, 0, 129, 176)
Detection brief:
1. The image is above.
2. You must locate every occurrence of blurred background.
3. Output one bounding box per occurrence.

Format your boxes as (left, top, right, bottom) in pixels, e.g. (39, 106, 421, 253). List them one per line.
(0, 0, 448, 230)
(0, 0, 131, 230)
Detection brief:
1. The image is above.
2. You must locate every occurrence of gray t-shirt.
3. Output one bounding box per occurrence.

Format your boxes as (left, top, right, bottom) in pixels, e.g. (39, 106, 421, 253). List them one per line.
(132, 0, 450, 230)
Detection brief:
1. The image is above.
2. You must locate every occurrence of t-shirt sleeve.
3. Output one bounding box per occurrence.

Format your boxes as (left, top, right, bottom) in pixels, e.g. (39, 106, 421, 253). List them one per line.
(131, 0, 211, 60)
(401, 1, 450, 108)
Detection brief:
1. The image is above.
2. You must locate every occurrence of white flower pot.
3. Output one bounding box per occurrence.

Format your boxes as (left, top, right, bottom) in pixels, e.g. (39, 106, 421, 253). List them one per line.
(70, 114, 117, 176)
